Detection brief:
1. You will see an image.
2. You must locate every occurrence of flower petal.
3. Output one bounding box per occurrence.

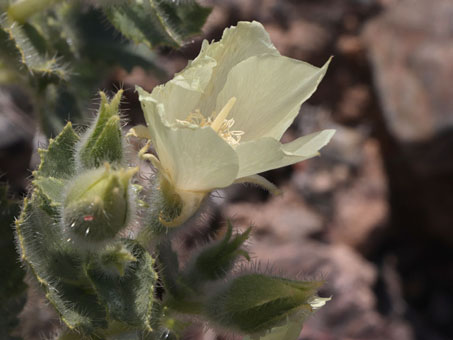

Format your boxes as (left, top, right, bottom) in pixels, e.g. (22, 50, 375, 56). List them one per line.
(215, 54, 331, 141)
(147, 55, 217, 123)
(145, 21, 278, 123)
(197, 21, 279, 115)
(235, 130, 335, 178)
(137, 86, 239, 192)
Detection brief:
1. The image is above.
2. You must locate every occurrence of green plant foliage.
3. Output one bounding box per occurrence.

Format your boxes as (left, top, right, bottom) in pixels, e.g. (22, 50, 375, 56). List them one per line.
(204, 274, 323, 335)
(0, 14, 69, 82)
(0, 184, 27, 340)
(62, 166, 136, 243)
(76, 90, 124, 169)
(13, 87, 330, 339)
(14, 92, 156, 336)
(1, 0, 210, 136)
(86, 240, 157, 330)
(16, 182, 110, 333)
(103, 0, 211, 48)
(2, 0, 333, 338)
(183, 223, 251, 285)
(243, 319, 304, 340)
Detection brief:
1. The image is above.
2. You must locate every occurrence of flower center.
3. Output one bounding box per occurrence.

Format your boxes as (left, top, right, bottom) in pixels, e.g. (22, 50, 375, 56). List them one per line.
(176, 97, 244, 147)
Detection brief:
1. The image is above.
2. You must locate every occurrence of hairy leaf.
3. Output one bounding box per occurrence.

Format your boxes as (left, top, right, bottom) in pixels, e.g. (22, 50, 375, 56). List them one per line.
(87, 240, 157, 331)
(0, 14, 69, 82)
(35, 122, 79, 180)
(15, 195, 108, 333)
(103, 0, 211, 48)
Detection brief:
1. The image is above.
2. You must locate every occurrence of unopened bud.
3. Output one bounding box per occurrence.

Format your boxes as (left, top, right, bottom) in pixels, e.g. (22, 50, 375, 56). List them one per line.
(183, 222, 250, 285)
(77, 91, 124, 169)
(96, 243, 137, 277)
(205, 274, 329, 335)
(62, 164, 137, 244)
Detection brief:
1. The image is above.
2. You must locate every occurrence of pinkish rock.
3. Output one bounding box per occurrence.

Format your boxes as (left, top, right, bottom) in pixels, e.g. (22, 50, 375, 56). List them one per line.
(363, 0, 453, 143)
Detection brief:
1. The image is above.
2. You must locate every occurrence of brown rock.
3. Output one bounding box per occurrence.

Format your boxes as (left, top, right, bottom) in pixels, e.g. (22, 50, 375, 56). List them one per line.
(329, 139, 388, 254)
(363, 0, 453, 143)
(223, 186, 324, 243)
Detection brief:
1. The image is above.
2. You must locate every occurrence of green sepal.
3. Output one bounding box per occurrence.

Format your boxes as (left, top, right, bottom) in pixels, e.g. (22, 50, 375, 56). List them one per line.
(204, 274, 325, 335)
(77, 90, 124, 169)
(86, 239, 157, 331)
(103, 0, 211, 48)
(34, 122, 79, 180)
(183, 222, 251, 285)
(32, 121, 79, 212)
(15, 194, 108, 333)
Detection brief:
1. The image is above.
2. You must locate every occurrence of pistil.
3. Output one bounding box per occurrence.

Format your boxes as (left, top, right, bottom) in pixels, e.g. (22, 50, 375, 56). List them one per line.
(210, 97, 237, 132)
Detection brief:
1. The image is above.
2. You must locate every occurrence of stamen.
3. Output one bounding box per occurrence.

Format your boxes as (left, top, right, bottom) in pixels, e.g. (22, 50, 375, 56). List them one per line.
(179, 97, 244, 147)
(210, 97, 237, 132)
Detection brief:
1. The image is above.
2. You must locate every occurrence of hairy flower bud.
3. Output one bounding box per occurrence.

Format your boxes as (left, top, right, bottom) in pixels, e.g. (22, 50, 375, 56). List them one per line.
(183, 222, 250, 286)
(62, 164, 137, 244)
(204, 274, 329, 336)
(77, 90, 124, 169)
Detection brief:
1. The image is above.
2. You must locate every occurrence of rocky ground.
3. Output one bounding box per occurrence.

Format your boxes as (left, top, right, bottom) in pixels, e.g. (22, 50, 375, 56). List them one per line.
(2, 0, 453, 339)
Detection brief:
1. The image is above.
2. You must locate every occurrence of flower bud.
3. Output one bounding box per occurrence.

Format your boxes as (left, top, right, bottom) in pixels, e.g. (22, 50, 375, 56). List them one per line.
(204, 274, 329, 335)
(62, 164, 137, 244)
(77, 90, 123, 169)
(183, 222, 250, 286)
(96, 243, 137, 277)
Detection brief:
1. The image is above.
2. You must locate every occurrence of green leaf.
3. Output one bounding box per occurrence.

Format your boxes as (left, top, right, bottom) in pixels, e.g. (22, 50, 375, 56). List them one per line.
(0, 15, 69, 82)
(243, 319, 303, 340)
(33, 122, 79, 208)
(87, 240, 157, 331)
(103, 0, 211, 48)
(15, 194, 108, 333)
(35, 122, 79, 179)
(204, 274, 324, 335)
(33, 176, 65, 204)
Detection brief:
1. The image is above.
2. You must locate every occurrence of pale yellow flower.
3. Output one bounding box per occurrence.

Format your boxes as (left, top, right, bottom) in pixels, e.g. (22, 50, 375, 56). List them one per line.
(132, 21, 335, 227)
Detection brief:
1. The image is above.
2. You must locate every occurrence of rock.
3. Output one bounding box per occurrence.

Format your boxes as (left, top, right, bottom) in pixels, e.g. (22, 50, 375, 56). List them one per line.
(363, 0, 453, 143)
(328, 139, 388, 254)
(363, 0, 453, 243)
(223, 186, 324, 243)
(336, 83, 371, 121)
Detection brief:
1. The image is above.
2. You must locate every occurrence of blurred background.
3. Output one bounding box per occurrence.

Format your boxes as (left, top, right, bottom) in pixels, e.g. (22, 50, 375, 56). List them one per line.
(1, 0, 453, 339)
